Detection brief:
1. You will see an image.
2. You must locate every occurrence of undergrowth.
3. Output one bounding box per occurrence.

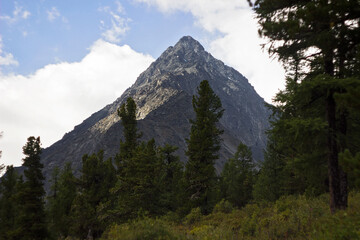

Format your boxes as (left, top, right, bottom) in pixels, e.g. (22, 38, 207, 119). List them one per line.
(100, 191, 360, 240)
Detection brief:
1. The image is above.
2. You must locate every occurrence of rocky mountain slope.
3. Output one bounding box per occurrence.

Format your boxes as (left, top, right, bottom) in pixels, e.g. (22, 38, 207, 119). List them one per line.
(41, 36, 270, 189)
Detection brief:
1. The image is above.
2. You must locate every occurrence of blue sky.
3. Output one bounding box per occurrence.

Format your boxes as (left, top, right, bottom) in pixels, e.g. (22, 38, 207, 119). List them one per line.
(0, 0, 285, 167)
(1, 0, 206, 75)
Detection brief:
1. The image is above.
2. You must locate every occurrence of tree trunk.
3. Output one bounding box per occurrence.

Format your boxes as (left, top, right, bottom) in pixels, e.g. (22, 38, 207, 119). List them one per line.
(339, 110, 348, 209)
(326, 92, 342, 213)
(324, 53, 347, 213)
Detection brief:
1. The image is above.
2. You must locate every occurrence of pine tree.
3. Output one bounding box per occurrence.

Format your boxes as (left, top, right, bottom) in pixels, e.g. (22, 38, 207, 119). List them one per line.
(113, 139, 163, 220)
(158, 144, 183, 212)
(0, 165, 19, 239)
(221, 142, 256, 208)
(16, 136, 48, 239)
(116, 97, 142, 169)
(184, 80, 224, 214)
(47, 163, 76, 239)
(70, 151, 116, 239)
(252, 137, 287, 202)
(250, 0, 360, 212)
(112, 98, 183, 219)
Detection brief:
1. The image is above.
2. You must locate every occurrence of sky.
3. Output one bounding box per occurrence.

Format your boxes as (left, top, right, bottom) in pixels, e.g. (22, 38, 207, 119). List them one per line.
(0, 0, 285, 167)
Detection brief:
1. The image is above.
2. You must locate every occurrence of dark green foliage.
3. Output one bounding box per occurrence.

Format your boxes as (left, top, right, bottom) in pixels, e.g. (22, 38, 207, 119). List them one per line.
(113, 139, 163, 220)
(111, 98, 183, 221)
(221, 142, 256, 208)
(14, 137, 48, 240)
(251, 0, 360, 212)
(101, 191, 360, 240)
(0, 165, 19, 239)
(101, 217, 185, 240)
(185, 80, 224, 214)
(70, 150, 116, 239)
(253, 138, 286, 202)
(340, 150, 360, 188)
(267, 78, 329, 197)
(158, 144, 184, 213)
(116, 97, 142, 168)
(46, 163, 76, 239)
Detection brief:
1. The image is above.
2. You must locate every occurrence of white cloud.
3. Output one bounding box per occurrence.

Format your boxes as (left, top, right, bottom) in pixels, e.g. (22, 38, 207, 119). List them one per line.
(135, 0, 285, 103)
(22, 10, 31, 19)
(0, 36, 18, 67)
(99, 1, 130, 43)
(0, 2, 31, 24)
(0, 40, 154, 167)
(47, 7, 61, 22)
(115, 0, 125, 13)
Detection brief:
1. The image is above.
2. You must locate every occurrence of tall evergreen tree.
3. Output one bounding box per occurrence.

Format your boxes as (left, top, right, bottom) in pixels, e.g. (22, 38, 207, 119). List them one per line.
(111, 98, 183, 219)
(116, 97, 142, 169)
(113, 139, 163, 220)
(158, 144, 183, 213)
(70, 151, 116, 239)
(250, 0, 360, 212)
(0, 165, 19, 240)
(221, 142, 256, 208)
(184, 80, 224, 214)
(253, 137, 287, 202)
(16, 136, 47, 239)
(47, 163, 77, 239)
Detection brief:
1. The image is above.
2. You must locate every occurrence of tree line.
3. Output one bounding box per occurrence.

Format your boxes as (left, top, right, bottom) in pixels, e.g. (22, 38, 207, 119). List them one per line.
(2, 78, 358, 239)
(0, 80, 258, 239)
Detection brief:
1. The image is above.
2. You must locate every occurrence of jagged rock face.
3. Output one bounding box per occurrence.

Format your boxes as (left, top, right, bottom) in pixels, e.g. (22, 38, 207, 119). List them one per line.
(41, 36, 270, 190)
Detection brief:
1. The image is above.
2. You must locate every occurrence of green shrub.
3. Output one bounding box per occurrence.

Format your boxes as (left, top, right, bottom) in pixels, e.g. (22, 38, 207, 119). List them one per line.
(213, 199, 233, 214)
(184, 207, 202, 225)
(189, 225, 234, 240)
(101, 217, 185, 240)
(312, 191, 360, 240)
(99, 192, 360, 240)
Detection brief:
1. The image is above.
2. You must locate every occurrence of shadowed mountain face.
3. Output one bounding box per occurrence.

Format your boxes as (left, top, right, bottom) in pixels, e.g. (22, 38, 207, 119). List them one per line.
(40, 36, 270, 189)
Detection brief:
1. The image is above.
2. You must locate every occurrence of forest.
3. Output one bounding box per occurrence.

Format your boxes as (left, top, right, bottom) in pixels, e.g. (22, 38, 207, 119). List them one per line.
(1, 0, 360, 239)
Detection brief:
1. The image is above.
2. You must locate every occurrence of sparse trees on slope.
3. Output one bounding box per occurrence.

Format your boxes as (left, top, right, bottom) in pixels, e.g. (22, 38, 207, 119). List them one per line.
(184, 80, 224, 214)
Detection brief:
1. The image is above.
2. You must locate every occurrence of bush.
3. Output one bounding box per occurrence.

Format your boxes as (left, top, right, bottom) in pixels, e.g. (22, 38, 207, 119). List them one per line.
(100, 192, 360, 240)
(184, 207, 202, 225)
(312, 191, 360, 240)
(101, 217, 185, 240)
(213, 199, 233, 214)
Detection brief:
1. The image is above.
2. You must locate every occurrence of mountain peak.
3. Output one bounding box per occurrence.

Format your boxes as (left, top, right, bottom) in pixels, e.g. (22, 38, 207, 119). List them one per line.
(174, 36, 204, 52)
(38, 35, 270, 193)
